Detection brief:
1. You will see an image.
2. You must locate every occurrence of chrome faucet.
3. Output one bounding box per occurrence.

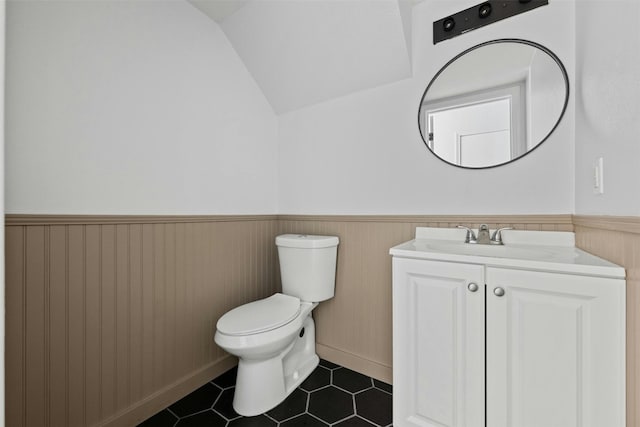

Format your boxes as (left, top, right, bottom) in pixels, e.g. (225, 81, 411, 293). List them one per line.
(476, 224, 491, 244)
(457, 225, 477, 243)
(490, 227, 513, 245)
(457, 224, 513, 245)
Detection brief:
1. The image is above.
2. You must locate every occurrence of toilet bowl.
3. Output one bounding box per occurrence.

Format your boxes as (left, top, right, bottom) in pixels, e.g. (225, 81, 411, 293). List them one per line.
(214, 294, 319, 416)
(213, 234, 339, 416)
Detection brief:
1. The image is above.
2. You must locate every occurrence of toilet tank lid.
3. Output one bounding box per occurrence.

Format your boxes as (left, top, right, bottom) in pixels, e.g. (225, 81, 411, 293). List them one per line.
(276, 234, 339, 249)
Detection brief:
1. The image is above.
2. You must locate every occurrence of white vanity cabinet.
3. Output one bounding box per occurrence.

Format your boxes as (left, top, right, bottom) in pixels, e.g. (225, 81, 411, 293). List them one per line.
(391, 228, 626, 427)
(392, 257, 486, 427)
(485, 267, 625, 427)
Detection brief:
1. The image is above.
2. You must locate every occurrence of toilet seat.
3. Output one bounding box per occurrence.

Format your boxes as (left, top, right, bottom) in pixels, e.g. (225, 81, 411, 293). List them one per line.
(217, 293, 301, 336)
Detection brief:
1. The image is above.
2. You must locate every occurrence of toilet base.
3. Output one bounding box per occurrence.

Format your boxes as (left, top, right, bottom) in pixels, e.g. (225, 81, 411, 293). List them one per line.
(232, 314, 318, 416)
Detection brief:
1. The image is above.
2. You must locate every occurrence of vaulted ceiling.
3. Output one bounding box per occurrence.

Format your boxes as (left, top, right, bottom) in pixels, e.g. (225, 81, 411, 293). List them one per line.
(187, 0, 419, 114)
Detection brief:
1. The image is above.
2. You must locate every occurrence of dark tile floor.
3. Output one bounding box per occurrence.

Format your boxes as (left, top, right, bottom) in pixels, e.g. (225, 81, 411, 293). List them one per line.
(138, 359, 392, 427)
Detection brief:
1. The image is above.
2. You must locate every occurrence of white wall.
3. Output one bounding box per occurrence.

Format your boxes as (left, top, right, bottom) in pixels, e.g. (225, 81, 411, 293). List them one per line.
(278, 0, 575, 215)
(529, 49, 567, 147)
(14, 0, 635, 218)
(220, 0, 411, 114)
(574, 0, 640, 216)
(5, 0, 278, 215)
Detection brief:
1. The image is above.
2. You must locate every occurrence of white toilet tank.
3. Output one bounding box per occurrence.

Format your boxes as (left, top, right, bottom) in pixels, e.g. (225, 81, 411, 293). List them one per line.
(275, 234, 339, 302)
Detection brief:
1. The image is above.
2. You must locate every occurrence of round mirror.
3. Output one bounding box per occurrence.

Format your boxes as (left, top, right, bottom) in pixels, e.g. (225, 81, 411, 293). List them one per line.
(418, 39, 569, 169)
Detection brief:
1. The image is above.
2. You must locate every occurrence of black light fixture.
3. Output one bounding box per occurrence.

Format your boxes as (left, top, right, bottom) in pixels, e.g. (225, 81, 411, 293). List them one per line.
(443, 17, 455, 32)
(433, 0, 549, 44)
(478, 2, 492, 18)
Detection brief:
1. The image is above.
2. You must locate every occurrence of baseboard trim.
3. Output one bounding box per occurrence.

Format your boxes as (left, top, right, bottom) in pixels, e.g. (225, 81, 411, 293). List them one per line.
(316, 344, 392, 385)
(96, 356, 237, 427)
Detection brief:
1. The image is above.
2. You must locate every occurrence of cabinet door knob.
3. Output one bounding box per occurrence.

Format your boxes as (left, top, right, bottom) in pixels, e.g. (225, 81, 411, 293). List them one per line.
(468, 282, 479, 292)
(493, 287, 505, 297)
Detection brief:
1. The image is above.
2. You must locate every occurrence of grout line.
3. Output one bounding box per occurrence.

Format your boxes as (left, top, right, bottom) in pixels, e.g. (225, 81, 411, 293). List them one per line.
(372, 385, 393, 396)
(210, 389, 223, 409)
(273, 413, 301, 424)
(351, 386, 374, 396)
(308, 384, 332, 393)
(331, 414, 358, 426)
(352, 392, 358, 419)
(332, 383, 371, 395)
(166, 407, 180, 419)
(307, 411, 331, 425)
(179, 408, 220, 420)
(263, 413, 280, 424)
(212, 409, 229, 421)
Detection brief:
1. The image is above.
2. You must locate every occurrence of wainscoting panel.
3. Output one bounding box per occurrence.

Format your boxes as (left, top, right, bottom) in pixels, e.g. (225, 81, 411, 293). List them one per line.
(5, 216, 280, 427)
(278, 214, 574, 383)
(5, 214, 575, 426)
(574, 215, 640, 427)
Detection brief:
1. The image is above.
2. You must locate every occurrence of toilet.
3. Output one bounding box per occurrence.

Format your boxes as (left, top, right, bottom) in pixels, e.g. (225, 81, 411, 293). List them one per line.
(214, 234, 339, 416)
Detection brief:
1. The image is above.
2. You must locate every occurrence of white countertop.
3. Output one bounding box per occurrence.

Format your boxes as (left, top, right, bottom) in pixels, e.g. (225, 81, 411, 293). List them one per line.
(389, 228, 625, 279)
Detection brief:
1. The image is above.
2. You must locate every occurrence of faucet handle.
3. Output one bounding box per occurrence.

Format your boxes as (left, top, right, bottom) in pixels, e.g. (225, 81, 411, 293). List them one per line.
(457, 225, 477, 243)
(490, 227, 513, 244)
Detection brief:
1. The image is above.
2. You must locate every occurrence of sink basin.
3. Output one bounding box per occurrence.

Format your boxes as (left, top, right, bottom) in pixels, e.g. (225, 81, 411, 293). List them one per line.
(390, 227, 623, 277)
(416, 241, 554, 260)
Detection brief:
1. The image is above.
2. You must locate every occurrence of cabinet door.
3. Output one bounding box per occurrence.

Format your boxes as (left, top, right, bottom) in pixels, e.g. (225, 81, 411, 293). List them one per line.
(393, 258, 485, 427)
(486, 268, 625, 427)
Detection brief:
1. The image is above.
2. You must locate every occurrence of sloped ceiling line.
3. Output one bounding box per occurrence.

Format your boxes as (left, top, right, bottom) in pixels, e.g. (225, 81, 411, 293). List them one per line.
(187, 0, 417, 114)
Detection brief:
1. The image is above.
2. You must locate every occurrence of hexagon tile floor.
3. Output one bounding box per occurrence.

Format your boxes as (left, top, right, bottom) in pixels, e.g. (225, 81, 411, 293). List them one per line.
(138, 359, 392, 427)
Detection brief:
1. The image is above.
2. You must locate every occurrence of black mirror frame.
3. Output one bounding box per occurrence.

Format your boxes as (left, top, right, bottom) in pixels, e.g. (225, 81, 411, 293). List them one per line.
(418, 38, 570, 170)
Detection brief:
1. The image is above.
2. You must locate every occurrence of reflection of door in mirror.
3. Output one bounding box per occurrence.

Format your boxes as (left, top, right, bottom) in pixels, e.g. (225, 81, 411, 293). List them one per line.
(422, 83, 526, 167)
(417, 40, 569, 169)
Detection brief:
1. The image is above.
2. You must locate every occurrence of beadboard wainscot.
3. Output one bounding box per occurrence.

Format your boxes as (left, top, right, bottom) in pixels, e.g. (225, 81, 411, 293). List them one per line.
(5, 213, 577, 426)
(574, 215, 640, 427)
(278, 214, 574, 384)
(5, 214, 280, 427)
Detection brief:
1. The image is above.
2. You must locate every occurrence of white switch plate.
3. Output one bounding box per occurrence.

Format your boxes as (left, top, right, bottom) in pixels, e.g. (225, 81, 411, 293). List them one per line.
(593, 157, 604, 194)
